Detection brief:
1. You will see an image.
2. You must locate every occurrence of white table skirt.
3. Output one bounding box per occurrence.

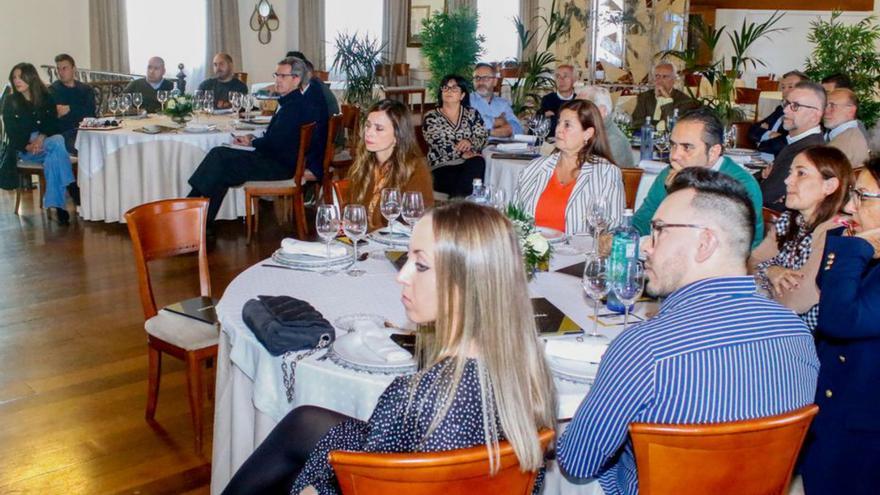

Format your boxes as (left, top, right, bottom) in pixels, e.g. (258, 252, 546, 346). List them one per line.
(209, 245, 631, 494)
(75, 114, 255, 222)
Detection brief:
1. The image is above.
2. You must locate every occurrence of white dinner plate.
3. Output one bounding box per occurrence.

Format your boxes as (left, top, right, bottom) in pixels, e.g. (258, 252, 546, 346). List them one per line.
(329, 329, 417, 374)
(547, 355, 598, 385)
(368, 230, 410, 248)
(270, 244, 354, 271)
(537, 227, 567, 245)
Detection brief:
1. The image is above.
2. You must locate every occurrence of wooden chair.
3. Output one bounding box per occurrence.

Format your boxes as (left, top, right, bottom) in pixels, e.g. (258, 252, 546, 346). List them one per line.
(243, 122, 316, 243)
(762, 206, 781, 227)
(320, 114, 343, 204)
(621, 167, 644, 210)
(314, 70, 330, 82)
(735, 87, 762, 121)
(375, 64, 393, 87)
(13, 156, 79, 215)
(329, 428, 555, 495)
(391, 63, 410, 87)
(234, 72, 248, 85)
(124, 198, 218, 454)
(330, 104, 361, 178)
(732, 121, 755, 149)
(757, 79, 779, 92)
(629, 404, 818, 495)
(333, 179, 351, 211)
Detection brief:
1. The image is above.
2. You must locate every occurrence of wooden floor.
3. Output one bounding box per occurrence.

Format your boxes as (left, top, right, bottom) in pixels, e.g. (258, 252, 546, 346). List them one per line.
(0, 190, 295, 494)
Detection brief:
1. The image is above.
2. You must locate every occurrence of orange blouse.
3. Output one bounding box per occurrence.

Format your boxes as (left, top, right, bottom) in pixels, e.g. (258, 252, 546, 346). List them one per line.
(534, 168, 576, 232)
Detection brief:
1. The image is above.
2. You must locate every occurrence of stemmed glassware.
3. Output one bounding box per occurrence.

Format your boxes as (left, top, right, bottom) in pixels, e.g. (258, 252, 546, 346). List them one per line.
(204, 90, 215, 115)
(380, 188, 402, 237)
(119, 93, 131, 118)
(611, 261, 645, 331)
(534, 117, 551, 148)
(587, 196, 610, 253)
(316, 204, 341, 276)
(343, 204, 368, 277)
(654, 131, 670, 160)
(582, 253, 610, 340)
(230, 92, 242, 114)
(491, 188, 507, 211)
(132, 92, 143, 116)
(156, 90, 169, 113)
(107, 96, 119, 119)
(192, 95, 203, 124)
(401, 191, 425, 227)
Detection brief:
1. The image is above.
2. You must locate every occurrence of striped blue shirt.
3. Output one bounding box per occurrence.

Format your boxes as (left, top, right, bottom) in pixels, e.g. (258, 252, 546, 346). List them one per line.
(556, 276, 819, 495)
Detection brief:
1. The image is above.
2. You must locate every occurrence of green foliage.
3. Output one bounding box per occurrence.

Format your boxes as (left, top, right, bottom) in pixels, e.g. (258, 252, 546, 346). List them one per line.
(505, 203, 552, 277)
(332, 32, 386, 109)
(419, 7, 484, 95)
(804, 11, 880, 128)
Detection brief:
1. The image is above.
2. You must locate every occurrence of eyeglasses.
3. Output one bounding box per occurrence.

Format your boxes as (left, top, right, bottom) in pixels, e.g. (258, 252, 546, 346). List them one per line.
(273, 72, 295, 79)
(825, 102, 854, 110)
(441, 85, 462, 93)
(474, 75, 495, 82)
(850, 188, 880, 206)
(782, 100, 820, 112)
(649, 220, 707, 246)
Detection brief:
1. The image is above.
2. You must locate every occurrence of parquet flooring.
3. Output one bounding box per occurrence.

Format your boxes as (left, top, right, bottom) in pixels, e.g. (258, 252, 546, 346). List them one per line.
(0, 190, 294, 494)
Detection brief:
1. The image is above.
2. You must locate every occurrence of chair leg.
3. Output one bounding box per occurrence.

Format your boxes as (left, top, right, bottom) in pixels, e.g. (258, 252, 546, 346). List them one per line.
(14, 184, 22, 215)
(185, 352, 204, 454)
(206, 357, 216, 402)
(293, 191, 307, 240)
(145, 345, 162, 420)
(38, 173, 46, 210)
(245, 190, 253, 244)
(254, 196, 261, 237)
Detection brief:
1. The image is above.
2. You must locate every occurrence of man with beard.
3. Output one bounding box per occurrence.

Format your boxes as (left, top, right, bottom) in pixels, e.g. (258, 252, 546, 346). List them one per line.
(469, 63, 523, 138)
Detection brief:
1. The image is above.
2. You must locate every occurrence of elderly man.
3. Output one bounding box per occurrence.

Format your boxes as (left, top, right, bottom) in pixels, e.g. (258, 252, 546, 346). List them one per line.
(556, 167, 819, 495)
(49, 53, 96, 155)
(760, 81, 827, 211)
(577, 85, 634, 168)
(633, 107, 764, 246)
(187, 57, 327, 225)
(539, 64, 576, 131)
(124, 57, 174, 113)
(825, 88, 870, 168)
(198, 53, 248, 109)
(469, 63, 523, 137)
(630, 62, 698, 130)
(748, 70, 808, 157)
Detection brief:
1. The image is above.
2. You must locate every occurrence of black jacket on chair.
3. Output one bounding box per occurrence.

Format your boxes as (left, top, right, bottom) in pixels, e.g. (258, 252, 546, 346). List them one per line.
(747, 105, 787, 156)
(760, 132, 825, 211)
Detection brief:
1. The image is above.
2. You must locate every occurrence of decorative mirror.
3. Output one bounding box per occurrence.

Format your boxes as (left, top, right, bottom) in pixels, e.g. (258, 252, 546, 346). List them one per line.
(407, 0, 446, 47)
(250, 0, 279, 45)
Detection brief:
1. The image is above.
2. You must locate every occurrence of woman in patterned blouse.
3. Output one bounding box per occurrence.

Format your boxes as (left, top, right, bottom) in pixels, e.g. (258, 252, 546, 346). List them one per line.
(749, 146, 852, 330)
(422, 74, 489, 197)
(223, 202, 557, 495)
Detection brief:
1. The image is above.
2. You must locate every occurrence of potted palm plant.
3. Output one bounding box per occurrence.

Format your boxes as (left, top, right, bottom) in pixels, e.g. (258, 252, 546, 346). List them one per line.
(332, 32, 386, 109)
(419, 6, 484, 95)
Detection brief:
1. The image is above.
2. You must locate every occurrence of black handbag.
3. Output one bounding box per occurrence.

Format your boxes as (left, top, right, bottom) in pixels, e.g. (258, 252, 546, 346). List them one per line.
(242, 295, 335, 356)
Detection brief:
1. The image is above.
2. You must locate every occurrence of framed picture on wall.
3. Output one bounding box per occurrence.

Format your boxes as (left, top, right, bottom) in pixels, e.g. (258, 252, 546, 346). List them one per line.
(407, 0, 446, 47)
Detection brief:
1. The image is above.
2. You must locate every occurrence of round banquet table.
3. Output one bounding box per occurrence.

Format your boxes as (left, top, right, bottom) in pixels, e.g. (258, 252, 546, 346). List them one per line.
(75, 113, 261, 222)
(208, 241, 654, 494)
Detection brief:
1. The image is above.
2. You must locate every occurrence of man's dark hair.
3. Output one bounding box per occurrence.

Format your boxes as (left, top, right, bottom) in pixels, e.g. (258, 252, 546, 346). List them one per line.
(668, 168, 756, 258)
(286, 50, 313, 71)
(793, 80, 827, 109)
(474, 62, 495, 72)
(821, 73, 852, 90)
(782, 70, 809, 82)
(54, 53, 76, 66)
(677, 107, 724, 152)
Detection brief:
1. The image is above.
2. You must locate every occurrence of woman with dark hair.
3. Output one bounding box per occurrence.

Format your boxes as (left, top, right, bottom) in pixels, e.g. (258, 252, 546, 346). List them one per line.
(422, 74, 488, 197)
(346, 98, 434, 230)
(2, 62, 76, 224)
(514, 99, 624, 233)
(748, 145, 853, 330)
(798, 156, 880, 494)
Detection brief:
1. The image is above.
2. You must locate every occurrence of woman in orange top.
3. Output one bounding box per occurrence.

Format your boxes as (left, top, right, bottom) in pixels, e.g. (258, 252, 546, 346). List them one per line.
(346, 99, 434, 230)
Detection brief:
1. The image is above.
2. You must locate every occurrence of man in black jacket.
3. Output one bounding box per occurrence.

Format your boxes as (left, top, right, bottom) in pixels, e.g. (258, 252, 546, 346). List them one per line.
(187, 57, 328, 224)
(49, 53, 96, 154)
(747, 71, 806, 157)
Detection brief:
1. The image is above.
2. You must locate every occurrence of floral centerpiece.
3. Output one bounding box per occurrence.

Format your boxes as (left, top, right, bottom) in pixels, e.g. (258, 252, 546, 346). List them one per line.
(506, 203, 552, 278)
(164, 94, 194, 124)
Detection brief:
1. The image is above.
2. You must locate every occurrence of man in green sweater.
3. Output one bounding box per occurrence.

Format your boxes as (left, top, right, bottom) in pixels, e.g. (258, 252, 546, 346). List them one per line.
(633, 107, 764, 248)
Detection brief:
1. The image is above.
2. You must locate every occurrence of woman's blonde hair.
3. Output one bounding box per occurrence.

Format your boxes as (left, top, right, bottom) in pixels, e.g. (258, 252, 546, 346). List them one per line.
(408, 202, 557, 474)
(347, 99, 425, 205)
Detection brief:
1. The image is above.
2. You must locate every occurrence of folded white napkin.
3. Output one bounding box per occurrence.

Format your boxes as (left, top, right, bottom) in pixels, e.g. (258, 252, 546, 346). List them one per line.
(186, 123, 216, 132)
(512, 134, 538, 144)
(281, 238, 347, 258)
(354, 321, 411, 363)
(638, 159, 668, 174)
(545, 339, 607, 363)
(497, 142, 529, 152)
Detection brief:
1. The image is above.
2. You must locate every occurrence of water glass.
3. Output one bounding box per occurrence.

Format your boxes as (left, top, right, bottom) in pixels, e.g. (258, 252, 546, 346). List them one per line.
(343, 204, 368, 277)
(491, 188, 507, 211)
(132, 93, 143, 115)
(587, 196, 610, 252)
(204, 90, 215, 113)
(611, 261, 645, 331)
(582, 254, 610, 339)
(193, 96, 203, 123)
(316, 204, 340, 276)
(401, 191, 425, 227)
(156, 90, 168, 112)
(107, 97, 118, 118)
(230, 92, 242, 115)
(380, 188, 402, 236)
(119, 93, 131, 117)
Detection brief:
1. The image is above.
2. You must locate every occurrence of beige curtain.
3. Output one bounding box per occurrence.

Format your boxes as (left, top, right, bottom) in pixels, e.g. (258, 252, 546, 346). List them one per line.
(382, 0, 408, 63)
(519, 0, 540, 59)
(299, 0, 327, 71)
(89, 0, 130, 73)
(206, 0, 243, 73)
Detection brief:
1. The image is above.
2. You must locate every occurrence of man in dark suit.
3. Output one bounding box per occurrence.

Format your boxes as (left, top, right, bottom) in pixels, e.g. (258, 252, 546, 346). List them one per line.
(747, 70, 807, 157)
(759, 81, 826, 211)
(187, 56, 328, 224)
(631, 62, 699, 130)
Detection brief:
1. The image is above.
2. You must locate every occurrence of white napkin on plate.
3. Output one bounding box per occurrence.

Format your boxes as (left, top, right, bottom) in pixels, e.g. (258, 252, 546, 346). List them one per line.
(354, 321, 412, 363)
(638, 159, 668, 174)
(545, 339, 607, 363)
(512, 134, 538, 144)
(497, 142, 529, 152)
(281, 238, 347, 258)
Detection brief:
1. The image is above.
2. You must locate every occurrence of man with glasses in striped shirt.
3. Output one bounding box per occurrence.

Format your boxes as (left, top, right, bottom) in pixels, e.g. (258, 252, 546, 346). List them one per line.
(557, 168, 819, 495)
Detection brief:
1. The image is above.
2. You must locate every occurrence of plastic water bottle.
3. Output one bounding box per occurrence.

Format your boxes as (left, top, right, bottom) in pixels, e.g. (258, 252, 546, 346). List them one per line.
(667, 108, 679, 133)
(640, 117, 654, 161)
(466, 178, 490, 205)
(607, 209, 640, 314)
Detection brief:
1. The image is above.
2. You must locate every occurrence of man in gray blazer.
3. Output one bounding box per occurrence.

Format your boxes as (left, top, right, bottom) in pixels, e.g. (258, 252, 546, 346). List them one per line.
(631, 62, 699, 130)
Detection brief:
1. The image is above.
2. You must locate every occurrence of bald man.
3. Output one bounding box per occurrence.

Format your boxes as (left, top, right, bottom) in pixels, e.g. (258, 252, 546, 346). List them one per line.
(198, 53, 249, 109)
(631, 62, 699, 130)
(539, 64, 577, 131)
(824, 88, 870, 168)
(124, 56, 174, 113)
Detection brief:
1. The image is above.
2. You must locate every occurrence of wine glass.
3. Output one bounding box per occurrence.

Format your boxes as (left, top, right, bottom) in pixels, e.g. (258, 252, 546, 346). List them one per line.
(611, 261, 645, 332)
(230, 92, 242, 116)
(725, 125, 738, 149)
(587, 196, 610, 253)
(193, 95, 204, 124)
(380, 188, 402, 237)
(156, 90, 168, 112)
(491, 187, 507, 211)
(535, 117, 551, 147)
(119, 93, 131, 118)
(132, 92, 143, 115)
(107, 96, 119, 119)
(654, 131, 670, 160)
(204, 90, 215, 114)
(343, 204, 368, 277)
(582, 253, 610, 339)
(401, 191, 425, 227)
(315, 204, 340, 276)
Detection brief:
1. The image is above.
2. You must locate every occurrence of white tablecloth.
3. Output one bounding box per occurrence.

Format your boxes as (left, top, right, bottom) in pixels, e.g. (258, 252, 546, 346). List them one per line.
(210, 244, 637, 494)
(75, 114, 256, 222)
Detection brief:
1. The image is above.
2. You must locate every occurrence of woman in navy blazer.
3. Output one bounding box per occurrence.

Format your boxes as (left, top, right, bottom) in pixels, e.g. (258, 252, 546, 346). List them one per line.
(799, 157, 880, 494)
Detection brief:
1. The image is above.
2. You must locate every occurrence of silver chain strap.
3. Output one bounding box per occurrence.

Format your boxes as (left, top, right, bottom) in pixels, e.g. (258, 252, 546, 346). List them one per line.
(281, 333, 332, 403)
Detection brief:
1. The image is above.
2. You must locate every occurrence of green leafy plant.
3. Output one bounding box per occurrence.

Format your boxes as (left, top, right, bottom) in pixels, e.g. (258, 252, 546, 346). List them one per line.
(804, 11, 880, 128)
(332, 32, 386, 109)
(164, 94, 194, 122)
(419, 6, 484, 95)
(506, 203, 552, 278)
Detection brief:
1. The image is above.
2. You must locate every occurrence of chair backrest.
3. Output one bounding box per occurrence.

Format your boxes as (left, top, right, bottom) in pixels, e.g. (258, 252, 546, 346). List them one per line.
(621, 167, 644, 210)
(329, 429, 555, 495)
(234, 72, 248, 85)
(341, 104, 361, 155)
(392, 63, 410, 86)
(322, 114, 344, 203)
(757, 79, 778, 92)
(762, 206, 781, 227)
(735, 87, 762, 105)
(293, 121, 317, 186)
(314, 70, 330, 82)
(732, 121, 754, 149)
(333, 179, 351, 211)
(375, 63, 392, 86)
(629, 404, 818, 495)
(124, 198, 211, 320)
(414, 124, 430, 158)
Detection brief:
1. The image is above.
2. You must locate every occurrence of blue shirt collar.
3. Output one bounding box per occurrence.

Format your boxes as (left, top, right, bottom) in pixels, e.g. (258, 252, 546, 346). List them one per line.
(827, 119, 859, 140)
(658, 276, 757, 315)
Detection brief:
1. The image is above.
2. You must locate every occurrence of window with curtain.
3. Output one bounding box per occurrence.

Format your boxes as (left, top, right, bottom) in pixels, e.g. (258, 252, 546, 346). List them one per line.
(477, 0, 521, 63)
(324, 0, 384, 78)
(126, 0, 207, 89)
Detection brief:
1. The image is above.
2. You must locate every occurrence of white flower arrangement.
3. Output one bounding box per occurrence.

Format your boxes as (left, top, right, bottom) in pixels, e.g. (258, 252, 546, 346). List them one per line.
(506, 204, 552, 277)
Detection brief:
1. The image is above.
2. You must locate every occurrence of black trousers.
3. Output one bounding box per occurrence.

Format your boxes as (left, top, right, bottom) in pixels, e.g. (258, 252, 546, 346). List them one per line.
(188, 147, 290, 223)
(431, 156, 486, 198)
(221, 406, 352, 495)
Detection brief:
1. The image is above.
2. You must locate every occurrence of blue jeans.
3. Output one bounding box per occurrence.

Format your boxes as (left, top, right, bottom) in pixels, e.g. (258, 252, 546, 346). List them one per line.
(18, 133, 75, 209)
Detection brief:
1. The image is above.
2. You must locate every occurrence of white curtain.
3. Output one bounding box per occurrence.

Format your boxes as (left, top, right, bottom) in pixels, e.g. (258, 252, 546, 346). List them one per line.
(299, 0, 327, 71)
(382, 0, 408, 63)
(89, 0, 131, 73)
(206, 0, 243, 75)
